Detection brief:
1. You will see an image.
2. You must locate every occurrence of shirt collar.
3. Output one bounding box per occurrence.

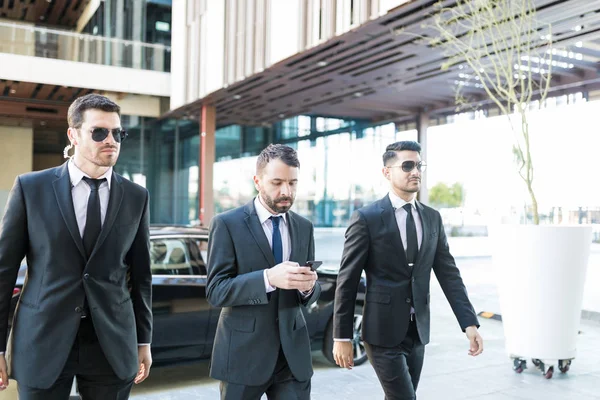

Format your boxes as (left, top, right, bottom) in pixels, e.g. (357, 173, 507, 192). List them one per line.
(388, 191, 416, 210)
(254, 196, 288, 226)
(68, 159, 112, 189)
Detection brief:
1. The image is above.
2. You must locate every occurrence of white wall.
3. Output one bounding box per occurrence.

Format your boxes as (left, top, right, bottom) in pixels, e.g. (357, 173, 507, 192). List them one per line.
(0, 53, 170, 97)
(170, 0, 415, 111)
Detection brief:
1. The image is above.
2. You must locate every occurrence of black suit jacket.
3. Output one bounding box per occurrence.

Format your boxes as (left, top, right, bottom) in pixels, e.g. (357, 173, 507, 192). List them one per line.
(0, 162, 152, 389)
(334, 195, 478, 347)
(206, 200, 321, 386)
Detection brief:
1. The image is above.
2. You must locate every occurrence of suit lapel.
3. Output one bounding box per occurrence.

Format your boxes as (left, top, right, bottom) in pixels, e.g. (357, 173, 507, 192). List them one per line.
(287, 212, 300, 262)
(90, 171, 123, 259)
(243, 201, 276, 266)
(52, 163, 86, 260)
(379, 196, 409, 267)
(415, 201, 429, 267)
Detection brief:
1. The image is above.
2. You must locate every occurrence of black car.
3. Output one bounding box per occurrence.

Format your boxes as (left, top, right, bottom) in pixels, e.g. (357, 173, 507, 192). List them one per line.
(9, 225, 367, 367)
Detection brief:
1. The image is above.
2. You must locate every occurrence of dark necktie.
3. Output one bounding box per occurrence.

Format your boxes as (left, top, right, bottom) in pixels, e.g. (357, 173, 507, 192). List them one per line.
(82, 177, 106, 258)
(270, 216, 283, 264)
(403, 203, 418, 266)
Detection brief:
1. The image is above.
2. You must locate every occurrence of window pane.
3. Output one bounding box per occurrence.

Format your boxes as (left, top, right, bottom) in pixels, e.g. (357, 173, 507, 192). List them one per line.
(150, 238, 193, 275)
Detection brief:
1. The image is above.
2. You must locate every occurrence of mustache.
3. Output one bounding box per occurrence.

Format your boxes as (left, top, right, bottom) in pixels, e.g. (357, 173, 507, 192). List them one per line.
(275, 196, 293, 202)
(101, 146, 118, 151)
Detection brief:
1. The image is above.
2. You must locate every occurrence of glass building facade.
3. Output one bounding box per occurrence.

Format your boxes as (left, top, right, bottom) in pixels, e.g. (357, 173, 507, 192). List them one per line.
(115, 114, 413, 227)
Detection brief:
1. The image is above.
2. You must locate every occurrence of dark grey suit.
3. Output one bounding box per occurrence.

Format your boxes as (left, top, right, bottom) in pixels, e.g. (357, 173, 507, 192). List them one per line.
(0, 162, 152, 395)
(206, 200, 321, 399)
(334, 195, 479, 398)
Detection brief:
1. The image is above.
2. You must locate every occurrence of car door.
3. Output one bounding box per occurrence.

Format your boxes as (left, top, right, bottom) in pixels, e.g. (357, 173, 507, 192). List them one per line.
(150, 234, 211, 364)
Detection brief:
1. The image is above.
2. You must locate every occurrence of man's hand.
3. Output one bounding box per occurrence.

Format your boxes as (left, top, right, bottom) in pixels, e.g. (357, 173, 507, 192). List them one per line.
(266, 262, 317, 292)
(0, 354, 8, 390)
(134, 345, 152, 384)
(465, 326, 483, 356)
(333, 341, 354, 370)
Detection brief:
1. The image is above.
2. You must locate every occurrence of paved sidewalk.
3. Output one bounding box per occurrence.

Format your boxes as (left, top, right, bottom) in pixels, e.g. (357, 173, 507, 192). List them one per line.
(124, 256, 600, 400)
(1, 237, 598, 400)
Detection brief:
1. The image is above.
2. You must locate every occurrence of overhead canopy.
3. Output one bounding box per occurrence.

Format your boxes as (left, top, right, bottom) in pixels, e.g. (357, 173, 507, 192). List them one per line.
(167, 0, 600, 128)
(0, 0, 91, 27)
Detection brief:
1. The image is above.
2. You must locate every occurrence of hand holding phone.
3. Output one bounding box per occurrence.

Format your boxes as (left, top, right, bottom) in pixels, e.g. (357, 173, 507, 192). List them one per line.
(305, 261, 323, 271)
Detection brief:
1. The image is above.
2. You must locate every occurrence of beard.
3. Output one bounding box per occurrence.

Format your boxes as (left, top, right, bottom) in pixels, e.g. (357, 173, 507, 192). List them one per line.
(261, 190, 295, 214)
(401, 179, 421, 193)
(92, 147, 119, 167)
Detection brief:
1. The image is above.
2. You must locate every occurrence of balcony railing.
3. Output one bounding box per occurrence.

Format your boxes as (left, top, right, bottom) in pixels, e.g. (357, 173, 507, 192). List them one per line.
(0, 21, 170, 72)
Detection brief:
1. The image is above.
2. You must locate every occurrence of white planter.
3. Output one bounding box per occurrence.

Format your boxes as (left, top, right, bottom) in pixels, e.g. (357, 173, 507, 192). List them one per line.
(489, 224, 592, 362)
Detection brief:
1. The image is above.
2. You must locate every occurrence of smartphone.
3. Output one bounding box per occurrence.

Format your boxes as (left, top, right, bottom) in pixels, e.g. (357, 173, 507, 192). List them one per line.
(305, 261, 323, 271)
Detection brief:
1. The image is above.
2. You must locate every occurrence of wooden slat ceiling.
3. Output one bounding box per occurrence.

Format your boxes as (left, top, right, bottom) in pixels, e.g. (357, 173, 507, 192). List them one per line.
(167, 0, 600, 128)
(0, 0, 90, 27)
(0, 79, 97, 120)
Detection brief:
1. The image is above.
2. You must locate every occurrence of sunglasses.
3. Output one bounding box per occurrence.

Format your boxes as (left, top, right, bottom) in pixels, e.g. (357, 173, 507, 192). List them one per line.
(87, 127, 128, 143)
(388, 161, 427, 173)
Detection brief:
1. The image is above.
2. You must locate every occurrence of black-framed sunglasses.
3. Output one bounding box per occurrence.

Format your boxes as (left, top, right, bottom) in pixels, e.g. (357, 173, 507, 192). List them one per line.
(87, 127, 128, 143)
(388, 160, 427, 173)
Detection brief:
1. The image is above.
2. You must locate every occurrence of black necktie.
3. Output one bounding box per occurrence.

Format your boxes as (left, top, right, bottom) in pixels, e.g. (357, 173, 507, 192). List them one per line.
(82, 177, 106, 258)
(270, 216, 283, 264)
(403, 203, 418, 266)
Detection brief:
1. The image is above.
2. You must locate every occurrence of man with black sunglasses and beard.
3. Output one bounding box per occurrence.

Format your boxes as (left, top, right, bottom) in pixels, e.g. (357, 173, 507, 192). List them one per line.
(0, 94, 152, 400)
(332, 141, 483, 399)
(206, 144, 320, 400)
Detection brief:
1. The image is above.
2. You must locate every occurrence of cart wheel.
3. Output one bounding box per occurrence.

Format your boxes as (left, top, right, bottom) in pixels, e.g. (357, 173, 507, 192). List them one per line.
(531, 358, 542, 368)
(558, 360, 571, 373)
(512, 358, 526, 373)
(544, 366, 554, 379)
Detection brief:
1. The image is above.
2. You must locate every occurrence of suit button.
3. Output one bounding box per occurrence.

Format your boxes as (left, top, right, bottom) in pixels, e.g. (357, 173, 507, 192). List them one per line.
(405, 298, 412, 304)
(75, 306, 82, 313)
(83, 274, 90, 280)
(412, 278, 415, 283)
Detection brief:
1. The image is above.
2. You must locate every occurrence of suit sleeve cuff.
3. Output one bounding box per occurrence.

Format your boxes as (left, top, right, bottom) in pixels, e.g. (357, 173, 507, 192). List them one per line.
(263, 269, 276, 293)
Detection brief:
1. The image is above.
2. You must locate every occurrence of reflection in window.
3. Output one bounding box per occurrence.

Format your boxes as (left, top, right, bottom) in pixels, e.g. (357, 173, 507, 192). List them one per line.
(150, 238, 193, 275)
(213, 119, 401, 227)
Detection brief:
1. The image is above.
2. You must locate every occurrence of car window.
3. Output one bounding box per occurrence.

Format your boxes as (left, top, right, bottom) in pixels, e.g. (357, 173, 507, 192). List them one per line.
(189, 238, 209, 275)
(150, 238, 193, 275)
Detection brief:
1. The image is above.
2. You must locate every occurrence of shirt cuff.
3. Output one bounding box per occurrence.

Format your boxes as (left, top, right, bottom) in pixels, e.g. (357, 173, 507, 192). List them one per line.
(263, 269, 276, 293)
(0, 352, 4, 355)
(298, 286, 314, 298)
(333, 338, 351, 342)
(138, 344, 150, 347)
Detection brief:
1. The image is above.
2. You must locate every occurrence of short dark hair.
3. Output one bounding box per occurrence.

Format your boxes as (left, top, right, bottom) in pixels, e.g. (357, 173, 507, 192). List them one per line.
(256, 144, 300, 175)
(67, 94, 121, 129)
(382, 141, 421, 166)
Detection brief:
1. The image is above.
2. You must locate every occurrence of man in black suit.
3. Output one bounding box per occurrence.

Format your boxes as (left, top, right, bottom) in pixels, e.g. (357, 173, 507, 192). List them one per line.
(333, 141, 483, 399)
(207, 144, 321, 400)
(0, 94, 153, 400)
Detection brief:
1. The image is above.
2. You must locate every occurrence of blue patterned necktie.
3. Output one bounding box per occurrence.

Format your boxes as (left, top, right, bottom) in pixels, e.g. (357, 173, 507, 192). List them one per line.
(270, 216, 283, 264)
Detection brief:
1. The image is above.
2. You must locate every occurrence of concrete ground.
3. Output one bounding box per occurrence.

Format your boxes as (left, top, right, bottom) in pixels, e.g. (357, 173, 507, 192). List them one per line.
(1, 235, 598, 400)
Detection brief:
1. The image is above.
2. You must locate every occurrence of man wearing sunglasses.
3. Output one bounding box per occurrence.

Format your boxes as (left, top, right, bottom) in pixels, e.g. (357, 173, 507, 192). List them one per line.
(332, 141, 483, 399)
(0, 94, 152, 400)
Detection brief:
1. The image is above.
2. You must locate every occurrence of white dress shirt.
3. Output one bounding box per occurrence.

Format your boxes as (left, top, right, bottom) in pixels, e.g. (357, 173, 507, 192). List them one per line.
(388, 191, 423, 254)
(68, 160, 112, 233)
(254, 197, 312, 297)
(255, 197, 290, 293)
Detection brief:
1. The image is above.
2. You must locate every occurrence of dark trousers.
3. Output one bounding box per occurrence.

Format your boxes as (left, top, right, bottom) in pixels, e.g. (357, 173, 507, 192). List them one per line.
(364, 319, 425, 400)
(220, 348, 311, 400)
(18, 317, 135, 400)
